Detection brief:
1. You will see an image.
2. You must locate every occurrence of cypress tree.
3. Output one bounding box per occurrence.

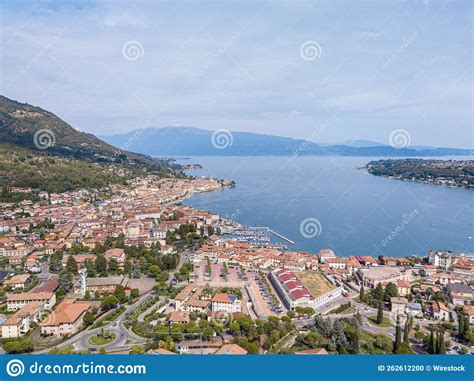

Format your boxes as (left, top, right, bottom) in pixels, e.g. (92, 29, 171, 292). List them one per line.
(429, 325, 436, 354)
(438, 328, 446, 354)
(360, 285, 365, 302)
(393, 315, 402, 353)
(377, 301, 384, 324)
(403, 317, 410, 342)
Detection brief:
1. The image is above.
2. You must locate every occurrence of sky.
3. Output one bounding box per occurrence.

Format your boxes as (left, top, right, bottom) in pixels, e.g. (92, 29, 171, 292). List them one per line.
(1, 0, 472, 148)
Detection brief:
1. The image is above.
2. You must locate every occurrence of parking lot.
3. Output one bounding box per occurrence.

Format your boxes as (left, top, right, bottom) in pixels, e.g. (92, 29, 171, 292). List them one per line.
(191, 261, 284, 318)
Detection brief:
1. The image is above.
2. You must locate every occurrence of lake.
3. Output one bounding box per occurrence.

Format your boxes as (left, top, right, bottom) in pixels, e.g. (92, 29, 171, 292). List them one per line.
(178, 156, 473, 257)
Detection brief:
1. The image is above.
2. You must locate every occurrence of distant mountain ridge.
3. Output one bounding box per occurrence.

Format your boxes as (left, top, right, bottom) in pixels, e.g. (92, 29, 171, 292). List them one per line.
(100, 127, 471, 157)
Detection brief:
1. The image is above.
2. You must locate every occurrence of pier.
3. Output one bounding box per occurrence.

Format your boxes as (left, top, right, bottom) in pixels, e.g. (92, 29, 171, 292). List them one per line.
(268, 229, 295, 244)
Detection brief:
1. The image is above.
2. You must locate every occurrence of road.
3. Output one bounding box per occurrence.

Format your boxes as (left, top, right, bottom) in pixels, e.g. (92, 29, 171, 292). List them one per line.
(52, 293, 150, 353)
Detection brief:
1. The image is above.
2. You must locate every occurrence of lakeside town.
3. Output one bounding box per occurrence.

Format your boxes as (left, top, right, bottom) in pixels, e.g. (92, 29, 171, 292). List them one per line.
(0, 175, 472, 356)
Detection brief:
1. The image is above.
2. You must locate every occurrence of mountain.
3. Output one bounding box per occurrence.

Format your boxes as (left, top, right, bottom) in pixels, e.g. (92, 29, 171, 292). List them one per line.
(100, 127, 471, 157)
(0, 96, 174, 197)
(0, 95, 170, 171)
(342, 139, 385, 147)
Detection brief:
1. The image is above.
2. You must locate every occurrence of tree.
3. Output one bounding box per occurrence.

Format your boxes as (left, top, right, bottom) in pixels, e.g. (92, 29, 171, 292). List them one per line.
(84, 259, 96, 277)
(108, 258, 119, 273)
(129, 345, 145, 354)
(428, 325, 436, 354)
(395, 341, 414, 354)
(130, 288, 139, 299)
(403, 316, 411, 342)
(384, 282, 399, 301)
(101, 295, 119, 311)
(124, 260, 132, 275)
(83, 311, 94, 326)
(359, 285, 365, 302)
(437, 328, 446, 354)
(95, 254, 107, 276)
(113, 285, 127, 303)
(377, 301, 384, 324)
(393, 315, 402, 353)
(375, 333, 392, 352)
(65, 255, 78, 274)
(373, 283, 384, 301)
(3, 339, 34, 354)
(352, 328, 360, 354)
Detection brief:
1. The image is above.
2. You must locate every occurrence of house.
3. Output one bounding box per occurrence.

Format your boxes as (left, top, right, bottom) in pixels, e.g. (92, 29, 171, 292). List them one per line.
(396, 280, 411, 297)
(73, 276, 128, 295)
(61, 253, 96, 269)
(391, 297, 408, 315)
(464, 305, 474, 324)
(318, 249, 336, 263)
(40, 298, 91, 337)
(1, 301, 45, 338)
(211, 293, 241, 314)
(168, 311, 190, 325)
(7, 292, 56, 312)
(431, 301, 450, 321)
(214, 344, 248, 355)
(428, 251, 453, 269)
(104, 248, 126, 268)
(446, 283, 474, 306)
(4, 274, 31, 290)
(405, 302, 422, 317)
(294, 348, 328, 355)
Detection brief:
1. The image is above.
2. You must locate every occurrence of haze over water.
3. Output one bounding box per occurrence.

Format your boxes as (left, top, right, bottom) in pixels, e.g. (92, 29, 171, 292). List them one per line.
(180, 156, 474, 257)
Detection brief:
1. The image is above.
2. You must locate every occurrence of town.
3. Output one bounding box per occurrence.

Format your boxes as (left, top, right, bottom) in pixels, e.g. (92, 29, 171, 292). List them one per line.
(0, 176, 472, 356)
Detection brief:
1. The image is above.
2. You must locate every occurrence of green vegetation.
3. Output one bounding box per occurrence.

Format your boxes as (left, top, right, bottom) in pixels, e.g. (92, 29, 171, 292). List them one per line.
(89, 330, 116, 346)
(369, 315, 392, 328)
(91, 306, 126, 329)
(366, 159, 474, 189)
(2, 338, 34, 354)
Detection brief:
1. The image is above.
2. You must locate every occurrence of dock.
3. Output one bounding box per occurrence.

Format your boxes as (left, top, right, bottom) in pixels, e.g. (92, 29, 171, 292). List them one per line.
(268, 229, 295, 244)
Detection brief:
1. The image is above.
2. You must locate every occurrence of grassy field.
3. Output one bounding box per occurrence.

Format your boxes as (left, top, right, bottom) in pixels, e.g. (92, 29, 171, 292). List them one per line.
(89, 334, 115, 346)
(368, 316, 392, 327)
(296, 271, 335, 298)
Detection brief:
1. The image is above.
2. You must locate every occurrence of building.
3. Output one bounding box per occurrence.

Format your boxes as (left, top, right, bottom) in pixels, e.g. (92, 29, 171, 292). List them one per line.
(391, 297, 408, 315)
(40, 299, 91, 337)
(318, 249, 336, 263)
(4, 274, 31, 290)
(405, 302, 422, 317)
(104, 248, 126, 268)
(214, 344, 248, 355)
(358, 266, 409, 289)
(168, 311, 190, 325)
(7, 292, 56, 312)
(432, 301, 450, 321)
(73, 276, 128, 295)
(428, 251, 453, 269)
(269, 269, 342, 311)
(446, 283, 474, 306)
(211, 293, 241, 314)
(1, 301, 45, 338)
(464, 305, 474, 324)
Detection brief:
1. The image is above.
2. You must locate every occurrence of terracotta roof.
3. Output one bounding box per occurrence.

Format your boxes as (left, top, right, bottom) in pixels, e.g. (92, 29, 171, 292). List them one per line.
(215, 344, 248, 355)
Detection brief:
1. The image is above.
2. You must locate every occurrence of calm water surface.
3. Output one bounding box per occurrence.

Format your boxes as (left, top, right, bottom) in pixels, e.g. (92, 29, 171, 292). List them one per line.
(178, 156, 473, 257)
